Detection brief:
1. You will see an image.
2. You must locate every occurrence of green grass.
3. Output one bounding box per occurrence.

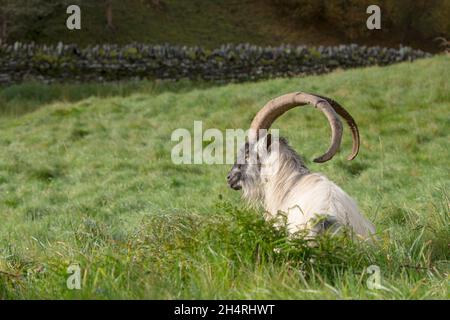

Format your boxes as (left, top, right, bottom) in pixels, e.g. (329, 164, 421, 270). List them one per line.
(21, 0, 305, 47)
(0, 56, 449, 299)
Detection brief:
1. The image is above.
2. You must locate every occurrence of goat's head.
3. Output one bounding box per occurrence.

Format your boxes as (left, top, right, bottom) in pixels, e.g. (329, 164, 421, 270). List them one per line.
(227, 92, 360, 196)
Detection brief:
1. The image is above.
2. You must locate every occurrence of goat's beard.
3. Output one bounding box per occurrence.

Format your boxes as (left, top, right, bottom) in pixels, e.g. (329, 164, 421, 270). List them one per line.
(241, 175, 264, 208)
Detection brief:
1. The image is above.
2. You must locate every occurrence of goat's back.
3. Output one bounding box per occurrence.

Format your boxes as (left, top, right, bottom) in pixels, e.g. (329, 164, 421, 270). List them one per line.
(270, 173, 375, 237)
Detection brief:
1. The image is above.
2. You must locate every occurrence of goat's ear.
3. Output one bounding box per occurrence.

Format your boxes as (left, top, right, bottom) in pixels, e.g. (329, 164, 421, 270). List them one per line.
(266, 133, 272, 152)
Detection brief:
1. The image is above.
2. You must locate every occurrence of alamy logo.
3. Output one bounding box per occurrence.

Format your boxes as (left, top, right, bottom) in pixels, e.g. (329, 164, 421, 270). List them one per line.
(66, 263, 81, 290)
(366, 5, 381, 30)
(366, 265, 383, 290)
(66, 5, 81, 30)
(171, 121, 279, 165)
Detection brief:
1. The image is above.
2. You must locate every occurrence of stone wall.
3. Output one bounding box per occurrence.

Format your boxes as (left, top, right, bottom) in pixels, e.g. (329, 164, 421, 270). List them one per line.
(0, 42, 432, 86)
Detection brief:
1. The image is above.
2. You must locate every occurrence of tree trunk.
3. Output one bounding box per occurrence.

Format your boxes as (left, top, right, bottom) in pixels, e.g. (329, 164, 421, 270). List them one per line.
(105, 0, 114, 29)
(0, 14, 7, 42)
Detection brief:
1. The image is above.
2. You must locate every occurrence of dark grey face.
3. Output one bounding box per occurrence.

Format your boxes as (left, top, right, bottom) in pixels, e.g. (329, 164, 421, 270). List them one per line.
(226, 142, 250, 190)
(227, 135, 273, 191)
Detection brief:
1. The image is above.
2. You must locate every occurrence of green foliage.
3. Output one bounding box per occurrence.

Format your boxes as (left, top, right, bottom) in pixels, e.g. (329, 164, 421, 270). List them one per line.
(1, 0, 447, 51)
(383, 0, 450, 39)
(272, 0, 450, 41)
(2, 0, 284, 47)
(0, 0, 71, 41)
(0, 56, 448, 298)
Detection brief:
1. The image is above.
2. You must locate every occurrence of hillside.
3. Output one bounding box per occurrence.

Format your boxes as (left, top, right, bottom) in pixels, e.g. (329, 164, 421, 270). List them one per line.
(0, 56, 449, 299)
(10, 0, 443, 52)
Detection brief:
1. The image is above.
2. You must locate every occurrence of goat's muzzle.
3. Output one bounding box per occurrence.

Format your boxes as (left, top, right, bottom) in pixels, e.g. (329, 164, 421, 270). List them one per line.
(227, 172, 242, 190)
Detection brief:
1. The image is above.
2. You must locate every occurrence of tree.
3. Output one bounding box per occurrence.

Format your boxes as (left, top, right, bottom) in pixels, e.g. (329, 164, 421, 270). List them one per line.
(0, 0, 16, 42)
(102, 0, 165, 31)
(270, 0, 449, 42)
(105, 0, 114, 29)
(0, 0, 68, 42)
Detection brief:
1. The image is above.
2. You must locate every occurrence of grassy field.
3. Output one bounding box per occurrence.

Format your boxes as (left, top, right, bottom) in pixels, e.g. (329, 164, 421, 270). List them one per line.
(0, 56, 449, 299)
(21, 0, 324, 47)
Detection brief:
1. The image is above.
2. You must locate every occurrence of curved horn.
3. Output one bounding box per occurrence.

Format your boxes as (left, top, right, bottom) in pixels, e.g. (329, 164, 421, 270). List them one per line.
(314, 94, 360, 161)
(249, 92, 343, 163)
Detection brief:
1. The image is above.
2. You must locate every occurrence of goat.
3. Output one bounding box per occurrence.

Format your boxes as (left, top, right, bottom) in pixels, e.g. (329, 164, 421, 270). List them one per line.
(227, 92, 375, 238)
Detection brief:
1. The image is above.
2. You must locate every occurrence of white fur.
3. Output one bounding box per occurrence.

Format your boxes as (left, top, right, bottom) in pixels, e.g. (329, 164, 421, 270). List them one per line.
(248, 136, 375, 238)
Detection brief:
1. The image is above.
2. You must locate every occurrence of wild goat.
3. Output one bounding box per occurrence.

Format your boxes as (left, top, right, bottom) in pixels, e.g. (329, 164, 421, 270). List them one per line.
(227, 92, 375, 238)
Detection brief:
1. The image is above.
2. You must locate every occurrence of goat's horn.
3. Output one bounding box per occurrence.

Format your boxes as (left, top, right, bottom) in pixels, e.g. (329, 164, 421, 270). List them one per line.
(314, 94, 360, 160)
(249, 92, 345, 163)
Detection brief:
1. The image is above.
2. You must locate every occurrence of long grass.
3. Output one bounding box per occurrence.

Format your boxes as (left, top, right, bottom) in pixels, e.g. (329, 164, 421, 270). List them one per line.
(0, 56, 449, 299)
